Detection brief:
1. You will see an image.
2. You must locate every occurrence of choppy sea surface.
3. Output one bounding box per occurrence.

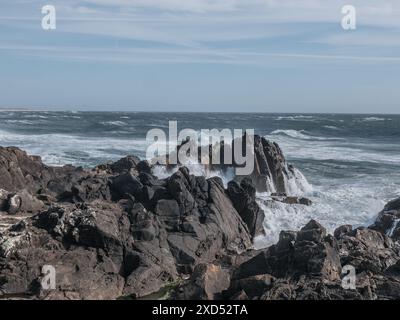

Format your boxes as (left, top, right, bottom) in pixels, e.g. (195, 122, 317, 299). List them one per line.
(1, 111, 400, 247)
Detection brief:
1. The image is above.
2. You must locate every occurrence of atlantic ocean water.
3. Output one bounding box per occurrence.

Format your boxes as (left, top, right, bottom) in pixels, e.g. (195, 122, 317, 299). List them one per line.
(1, 111, 400, 247)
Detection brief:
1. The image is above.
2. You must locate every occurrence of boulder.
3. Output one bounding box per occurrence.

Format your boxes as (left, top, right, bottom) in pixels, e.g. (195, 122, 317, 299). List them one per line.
(369, 198, 400, 241)
(0, 189, 9, 211)
(155, 199, 181, 231)
(173, 263, 230, 300)
(336, 227, 400, 274)
(6, 194, 22, 215)
(227, 178, 265, 239)
(271, 195, 312, 206)
(234, 220, 341, 282)
(227, 274, 274, 299)
(111, 173, 143, 199)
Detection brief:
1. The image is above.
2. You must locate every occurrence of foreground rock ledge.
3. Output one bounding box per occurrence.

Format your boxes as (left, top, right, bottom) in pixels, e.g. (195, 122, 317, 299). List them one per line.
(0, 144, 399, 300)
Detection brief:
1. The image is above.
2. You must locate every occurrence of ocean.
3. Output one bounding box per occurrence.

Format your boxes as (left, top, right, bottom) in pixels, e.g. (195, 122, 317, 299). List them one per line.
(1, 111, 400, 247)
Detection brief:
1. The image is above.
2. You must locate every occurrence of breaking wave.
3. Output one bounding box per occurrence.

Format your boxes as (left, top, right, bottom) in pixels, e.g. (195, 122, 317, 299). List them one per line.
(360, 117, 388, 122)
(270, 129, 343, 141)
(100, 121, 128, 127)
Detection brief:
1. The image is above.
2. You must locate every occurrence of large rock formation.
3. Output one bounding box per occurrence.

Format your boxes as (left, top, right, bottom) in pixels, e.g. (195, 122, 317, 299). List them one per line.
(175, 213, 400, 300)
(0, 147, 254, 299)
(1, 145, 400, 300)
(370, 198, 400, 241)
(157, 134, 310, 194)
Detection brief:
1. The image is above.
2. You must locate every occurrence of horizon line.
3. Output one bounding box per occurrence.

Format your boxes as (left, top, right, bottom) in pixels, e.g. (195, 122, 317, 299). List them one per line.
(1, 107, 400, 116)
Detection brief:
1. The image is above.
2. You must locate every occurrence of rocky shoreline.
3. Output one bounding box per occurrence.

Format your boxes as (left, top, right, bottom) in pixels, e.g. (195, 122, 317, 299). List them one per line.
(1, 137, 400, 300)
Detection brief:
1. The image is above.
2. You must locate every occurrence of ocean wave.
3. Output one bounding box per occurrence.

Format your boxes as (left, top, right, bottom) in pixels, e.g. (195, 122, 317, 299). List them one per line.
(271, 129, 311, 139)
(266, 134, 400, 165)
(323, 125, 340, 130)
(253, 180, 387, 248)
(284, 167, 313, 195)
(360, 117, 389, 122)
(100, 121, 127, 127)
(153, 163, 236, 187)
(275, 115, 317, 121)
(0, 129, 149, 167)
(24, 115, 48, 119)
(59, 115, 81, 119)
(270, 129, 342, 141)
(5, 120, 35, 125)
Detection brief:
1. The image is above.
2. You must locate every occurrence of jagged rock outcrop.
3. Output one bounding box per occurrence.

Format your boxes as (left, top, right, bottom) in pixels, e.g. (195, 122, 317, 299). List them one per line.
(232, 220, 341, 282)
(157, 134, 310, 194)
(370, 198, 400, 241)
(227, 178, 265, 239)
(173, 198, 400, 300)
(1, 146, 400, 300)
(0, 147, 254, 299)
(0, 147, 82, 196)
(172, 263, 231, 300)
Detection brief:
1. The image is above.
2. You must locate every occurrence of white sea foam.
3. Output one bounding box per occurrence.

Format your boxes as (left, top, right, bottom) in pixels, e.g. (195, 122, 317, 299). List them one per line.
(24, 115, 48, 119)
(0, 129, 149, 167)
(253, 181, 386, 249)
(275, 115, 317, 121)
(388, 219, 400, 237)
(153, 163, 236, 187)
(153, 155, 392, 250)
(323, 125, 340, 130)
(265, 133, 400, 165)
(284, 167, 313, 196)
(360, 117, 389, 122)
(270, 129, 344, 141)
(5, 120, 35, 125)
(100, 121, 127, 127)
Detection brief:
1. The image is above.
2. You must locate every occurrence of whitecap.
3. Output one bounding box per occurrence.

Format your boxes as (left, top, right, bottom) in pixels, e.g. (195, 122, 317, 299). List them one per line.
(323, 125, 340, 130)
(5, 120, 35, 125)
(275, 115, 317, 121)
(360, 117, 389, 122)
(100, 121, 127, 127)
(270, 129, 343, 141)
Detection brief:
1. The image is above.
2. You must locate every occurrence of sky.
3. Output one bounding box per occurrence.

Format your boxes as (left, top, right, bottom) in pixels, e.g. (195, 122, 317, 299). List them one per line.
(0, 0, 400, 113)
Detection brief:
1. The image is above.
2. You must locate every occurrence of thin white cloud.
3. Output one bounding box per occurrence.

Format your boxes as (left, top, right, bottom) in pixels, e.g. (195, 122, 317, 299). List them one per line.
(1, 0, 400, 65)
(313, 32, 400, 47)
(2, 44, 400, 66)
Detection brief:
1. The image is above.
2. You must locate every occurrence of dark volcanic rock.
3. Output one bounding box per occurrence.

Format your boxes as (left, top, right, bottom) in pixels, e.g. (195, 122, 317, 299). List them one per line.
(95, 155, 141, 175)
(247, 135, 289, 193)
(270, 194, 312, 206)
(0, 148, 253, 299)
(218, 215, 400, 301)
(227, 178, 265, 239)
(0, 189, 44, 215)
(234, 220, 341, 283)
(1, 146, 400, 301)
(162, 134, 307, 194)
(172, 263, 231, 300)
(369, 197, 400, 241)
(111, 173, 143, 199)
(0, 147, 82, 196)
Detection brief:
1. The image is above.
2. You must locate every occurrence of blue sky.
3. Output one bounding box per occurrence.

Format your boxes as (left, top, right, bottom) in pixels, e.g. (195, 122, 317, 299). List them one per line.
(1, 0, 400, 113)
